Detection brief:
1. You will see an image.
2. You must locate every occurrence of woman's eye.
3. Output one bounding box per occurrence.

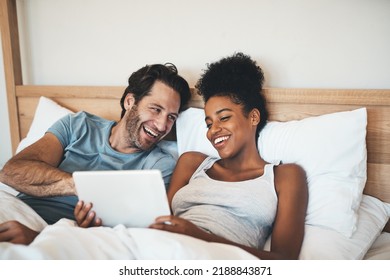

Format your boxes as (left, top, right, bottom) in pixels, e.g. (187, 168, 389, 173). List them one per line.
(206, 123, 212, 129)
(221, 116, 230, 122)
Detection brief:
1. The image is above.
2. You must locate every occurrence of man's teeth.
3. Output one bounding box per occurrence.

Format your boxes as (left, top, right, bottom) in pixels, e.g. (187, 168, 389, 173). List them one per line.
(144, 127, 158, 138)
(214, 136, 229, 145)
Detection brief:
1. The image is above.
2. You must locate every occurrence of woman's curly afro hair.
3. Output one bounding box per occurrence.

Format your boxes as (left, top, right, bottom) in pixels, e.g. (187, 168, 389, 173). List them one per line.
(195, 52, 268, 139)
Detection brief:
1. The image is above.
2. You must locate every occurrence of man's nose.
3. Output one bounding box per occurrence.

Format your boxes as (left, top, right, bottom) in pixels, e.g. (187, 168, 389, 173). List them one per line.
(155, 115, 168, 132)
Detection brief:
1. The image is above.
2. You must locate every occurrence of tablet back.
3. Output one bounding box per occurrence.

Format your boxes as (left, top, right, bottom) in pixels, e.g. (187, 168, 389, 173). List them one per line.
(73, 169, 170, 227)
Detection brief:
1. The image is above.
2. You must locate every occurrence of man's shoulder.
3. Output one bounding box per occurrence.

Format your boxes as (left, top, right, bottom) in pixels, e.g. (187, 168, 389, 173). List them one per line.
(72, 111, 104, 120)
(148, 144, 176, 161)
(49, 111, 115, 140)
(156, 140, 178, 160)
(70, 111, 115, 126)
(139, 145, 176, 170)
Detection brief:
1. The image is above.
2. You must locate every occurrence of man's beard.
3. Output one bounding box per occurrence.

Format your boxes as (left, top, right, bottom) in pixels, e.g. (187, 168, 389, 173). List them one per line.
(124, 105, 156, 151)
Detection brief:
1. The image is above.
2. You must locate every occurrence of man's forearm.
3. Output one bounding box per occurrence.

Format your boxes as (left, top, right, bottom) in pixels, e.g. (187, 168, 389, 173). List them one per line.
(0, 159, 75, 197)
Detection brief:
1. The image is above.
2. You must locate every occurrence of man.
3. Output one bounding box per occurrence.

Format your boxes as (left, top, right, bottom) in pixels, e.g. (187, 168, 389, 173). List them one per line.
(0, 63, 191, 244)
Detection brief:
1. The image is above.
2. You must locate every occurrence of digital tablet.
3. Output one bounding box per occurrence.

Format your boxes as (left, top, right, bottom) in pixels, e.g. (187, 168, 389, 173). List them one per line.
(73, 169, 170, 227)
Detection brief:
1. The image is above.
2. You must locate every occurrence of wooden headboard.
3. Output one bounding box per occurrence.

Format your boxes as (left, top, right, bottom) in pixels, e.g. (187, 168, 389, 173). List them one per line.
(1, 0, 390, 204)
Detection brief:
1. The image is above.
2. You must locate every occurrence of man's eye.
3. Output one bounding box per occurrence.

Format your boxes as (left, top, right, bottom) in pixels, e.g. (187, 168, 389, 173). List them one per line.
(206, 123, 212, 129)
(221, 116, 230, 121)
(168, 115, 177, 122)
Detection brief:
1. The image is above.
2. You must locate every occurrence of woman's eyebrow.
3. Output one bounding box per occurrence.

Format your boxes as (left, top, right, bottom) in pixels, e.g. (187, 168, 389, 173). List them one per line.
(205, 108, 233, 122)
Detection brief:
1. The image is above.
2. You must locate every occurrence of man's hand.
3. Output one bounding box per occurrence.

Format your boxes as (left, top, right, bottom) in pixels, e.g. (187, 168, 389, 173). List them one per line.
(0, 221, 39, 245)
(74, 200, 102, 228)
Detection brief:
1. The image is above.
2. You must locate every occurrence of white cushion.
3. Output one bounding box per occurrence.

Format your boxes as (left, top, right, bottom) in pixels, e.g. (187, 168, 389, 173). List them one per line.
(176, 107, 367, 237)
(16, 96, 74, 153)
(177, 107, 217, 157)
(364, 232, 390, 260)
(301, 194, 389, 259)
(263, 194, 389, 259)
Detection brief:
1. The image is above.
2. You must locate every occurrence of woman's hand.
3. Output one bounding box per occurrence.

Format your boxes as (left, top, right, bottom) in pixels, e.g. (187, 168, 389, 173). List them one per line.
(149, 215, 209, 240)
(74, 200, 102, 228)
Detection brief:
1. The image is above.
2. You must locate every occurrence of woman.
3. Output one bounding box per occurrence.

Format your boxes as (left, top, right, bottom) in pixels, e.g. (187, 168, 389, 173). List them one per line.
(149, 53, 308, 260)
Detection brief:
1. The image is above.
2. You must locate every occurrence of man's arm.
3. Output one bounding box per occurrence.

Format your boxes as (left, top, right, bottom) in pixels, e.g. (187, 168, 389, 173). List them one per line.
(0, 133, 75, 197)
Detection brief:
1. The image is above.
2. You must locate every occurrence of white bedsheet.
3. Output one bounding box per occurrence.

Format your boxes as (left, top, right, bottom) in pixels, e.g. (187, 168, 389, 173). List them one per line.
(0, 219, 258, 260)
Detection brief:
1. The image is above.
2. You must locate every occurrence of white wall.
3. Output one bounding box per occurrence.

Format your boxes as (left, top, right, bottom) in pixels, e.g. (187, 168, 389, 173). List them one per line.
(1, 0, 390, 165)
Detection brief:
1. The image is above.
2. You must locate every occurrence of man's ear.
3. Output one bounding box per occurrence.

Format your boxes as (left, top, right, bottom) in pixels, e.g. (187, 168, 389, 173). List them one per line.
(250, 109, 260, 126)
(124, 93, 136, 110)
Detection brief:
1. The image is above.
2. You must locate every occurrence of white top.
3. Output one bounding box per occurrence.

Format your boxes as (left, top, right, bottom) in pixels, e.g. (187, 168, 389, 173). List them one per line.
(172, 157, 278, 249)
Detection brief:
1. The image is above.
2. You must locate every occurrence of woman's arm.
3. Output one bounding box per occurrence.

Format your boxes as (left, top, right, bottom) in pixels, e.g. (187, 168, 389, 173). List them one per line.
(269, 163, 308, 259)
(0, 133, 75, 197)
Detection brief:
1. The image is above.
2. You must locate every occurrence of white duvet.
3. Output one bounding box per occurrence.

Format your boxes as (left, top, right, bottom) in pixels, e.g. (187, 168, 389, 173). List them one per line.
(0, 219, 257, 260)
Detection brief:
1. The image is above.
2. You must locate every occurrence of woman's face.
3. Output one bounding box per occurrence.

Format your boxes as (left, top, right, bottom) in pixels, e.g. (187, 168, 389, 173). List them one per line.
(204, 95, 258, 159)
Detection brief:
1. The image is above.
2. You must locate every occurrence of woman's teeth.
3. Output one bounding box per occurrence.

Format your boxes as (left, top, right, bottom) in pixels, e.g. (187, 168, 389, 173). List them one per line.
(214, 136, 229, 145)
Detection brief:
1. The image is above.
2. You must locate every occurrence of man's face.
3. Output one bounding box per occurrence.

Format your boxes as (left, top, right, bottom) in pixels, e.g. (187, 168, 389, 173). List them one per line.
(124, 81, 180, 151)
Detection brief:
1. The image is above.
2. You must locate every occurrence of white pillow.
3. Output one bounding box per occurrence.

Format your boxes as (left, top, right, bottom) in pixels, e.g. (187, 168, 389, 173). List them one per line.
(300, 195, 389, 259)
(263, 194, 389, 259)
(176, 108, 218, 158)
(364, 232, 390, 260)
(176, 107, 367, 237)
(16, 96, 74, 153)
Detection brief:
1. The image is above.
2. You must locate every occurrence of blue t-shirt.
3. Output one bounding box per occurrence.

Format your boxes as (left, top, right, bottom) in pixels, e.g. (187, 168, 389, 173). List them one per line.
(18, 111, 176, 224)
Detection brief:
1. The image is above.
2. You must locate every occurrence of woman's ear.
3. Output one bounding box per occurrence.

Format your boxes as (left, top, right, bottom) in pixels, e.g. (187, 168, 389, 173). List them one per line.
(124, 93, 136, 110)
(250, 109, 261, 125)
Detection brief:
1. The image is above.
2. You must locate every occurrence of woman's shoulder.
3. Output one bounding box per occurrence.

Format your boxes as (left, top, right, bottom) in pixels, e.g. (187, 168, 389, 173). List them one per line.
(168, 152, 212, 195)
(178, 151, 210, 166)
(273, 163, 307, 192)
(274, 162, 306, 175)
(176, 152, 214, 175)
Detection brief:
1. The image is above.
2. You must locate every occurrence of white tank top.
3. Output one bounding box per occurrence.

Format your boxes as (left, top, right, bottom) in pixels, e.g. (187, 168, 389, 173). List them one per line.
(172, 156, 278, 249)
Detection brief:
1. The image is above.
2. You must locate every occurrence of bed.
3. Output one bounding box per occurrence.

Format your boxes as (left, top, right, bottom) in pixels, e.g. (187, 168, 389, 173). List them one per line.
(1, 0, 390, 260)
